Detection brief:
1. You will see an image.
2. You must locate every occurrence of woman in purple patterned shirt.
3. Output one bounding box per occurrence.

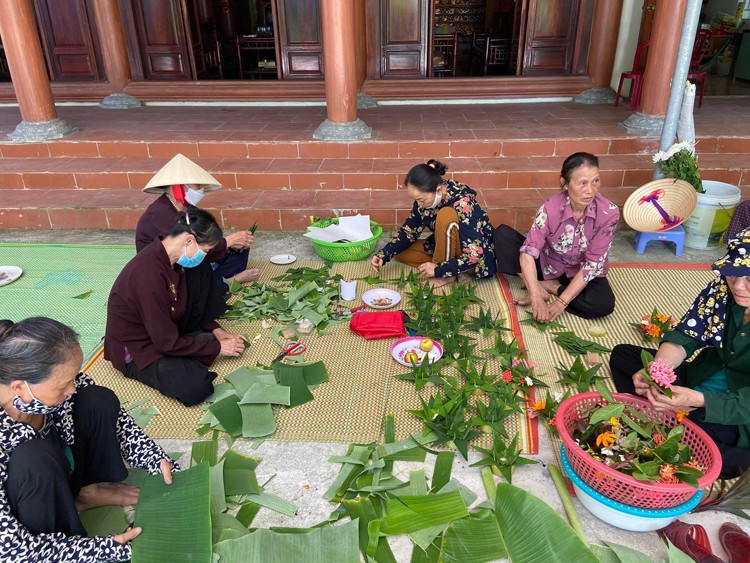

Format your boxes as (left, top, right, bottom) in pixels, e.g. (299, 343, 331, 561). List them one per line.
(494, 152, 620, 322)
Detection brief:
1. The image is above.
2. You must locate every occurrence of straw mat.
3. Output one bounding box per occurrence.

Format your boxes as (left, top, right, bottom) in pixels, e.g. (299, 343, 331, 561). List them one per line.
(503, 263, 715, 462)
(0, 243, 135, 355)
(86, 259, 537, 451)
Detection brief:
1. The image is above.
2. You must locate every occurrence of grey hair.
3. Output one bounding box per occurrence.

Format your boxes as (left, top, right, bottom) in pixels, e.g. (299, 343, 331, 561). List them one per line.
(0, 317, 80, 385)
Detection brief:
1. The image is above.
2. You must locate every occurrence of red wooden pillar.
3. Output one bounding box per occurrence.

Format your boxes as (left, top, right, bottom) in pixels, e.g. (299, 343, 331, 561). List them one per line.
(92, 0, 141, 108)
(0, 0, 75, 141)
(314, 0, 371, 140)
(575, 0, 624, 103)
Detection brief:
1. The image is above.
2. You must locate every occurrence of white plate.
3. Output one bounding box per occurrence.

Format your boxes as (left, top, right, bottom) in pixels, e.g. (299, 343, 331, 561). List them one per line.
(270, 254, 297, 265)
(391, 336, 443, 367)
(0, 266, 22, 287)
(362, 288, 401, 309)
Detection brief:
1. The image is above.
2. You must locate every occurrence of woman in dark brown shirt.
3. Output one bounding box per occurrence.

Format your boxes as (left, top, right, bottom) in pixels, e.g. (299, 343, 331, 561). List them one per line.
(105, 208, 245, 406)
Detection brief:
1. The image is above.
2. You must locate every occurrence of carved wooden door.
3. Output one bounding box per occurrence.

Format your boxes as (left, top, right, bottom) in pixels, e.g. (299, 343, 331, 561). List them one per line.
(380, 0, 429, 78)
(276, 0, 323, 78)
(33, 0, 103, 81)
(521, 0, 581, 75)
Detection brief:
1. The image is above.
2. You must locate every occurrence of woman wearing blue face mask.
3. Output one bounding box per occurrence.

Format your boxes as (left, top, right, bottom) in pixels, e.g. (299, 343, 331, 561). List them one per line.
(105, 208, 245, 406)
(371, 159, 496, 288)
(0, 317, 176, 562)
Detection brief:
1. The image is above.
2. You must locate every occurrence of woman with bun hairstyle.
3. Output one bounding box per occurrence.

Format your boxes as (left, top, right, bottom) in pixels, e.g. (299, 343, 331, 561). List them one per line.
(105, 207, 245, 406)
(0, 317, 175, 562)
(494, 152, 619, 322)
(371, 159, 496, 288)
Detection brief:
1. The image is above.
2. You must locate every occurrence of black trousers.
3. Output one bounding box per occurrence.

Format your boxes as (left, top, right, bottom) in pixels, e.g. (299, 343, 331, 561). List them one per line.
(177, 260, 228, 335)
(493, 224, 615, 319)
(213, 248, 250, 292)
(126, 355, 215, 406)
(6, 385, 128, 536)
(610, 343, 750, 479)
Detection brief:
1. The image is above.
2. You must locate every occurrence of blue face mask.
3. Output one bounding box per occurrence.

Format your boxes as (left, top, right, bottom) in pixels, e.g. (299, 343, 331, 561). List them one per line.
(13, 382, 65, 415)
(177, 246, 207, 268)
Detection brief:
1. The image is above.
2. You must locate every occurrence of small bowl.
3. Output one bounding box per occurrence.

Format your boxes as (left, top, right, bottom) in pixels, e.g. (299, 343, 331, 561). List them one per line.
(560, 446, 702, 532)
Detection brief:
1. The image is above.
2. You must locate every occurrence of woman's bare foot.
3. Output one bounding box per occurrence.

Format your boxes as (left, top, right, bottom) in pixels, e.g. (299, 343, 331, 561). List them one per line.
(232, 268, 261, 283)
(538, 279, 562, 296)
(75, 483, 140, 511)
(515, 294, 531, 306)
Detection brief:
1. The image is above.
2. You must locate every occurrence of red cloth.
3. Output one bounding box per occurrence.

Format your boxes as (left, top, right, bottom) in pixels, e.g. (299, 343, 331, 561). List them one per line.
(350, 311, 406, 340)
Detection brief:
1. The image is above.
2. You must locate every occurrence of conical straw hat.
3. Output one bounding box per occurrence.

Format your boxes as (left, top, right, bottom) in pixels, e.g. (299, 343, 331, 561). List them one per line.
(142, 153, 223, 194)
(623, 178, 698, 233)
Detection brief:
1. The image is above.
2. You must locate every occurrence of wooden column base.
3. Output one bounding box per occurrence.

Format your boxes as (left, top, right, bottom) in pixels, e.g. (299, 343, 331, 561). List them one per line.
(8, 118, 77, 142)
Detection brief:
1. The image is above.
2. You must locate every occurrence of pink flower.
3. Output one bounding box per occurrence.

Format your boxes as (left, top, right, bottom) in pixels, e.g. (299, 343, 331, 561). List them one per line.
(648, 359, 676, 388)
(502, 371, 513, 383)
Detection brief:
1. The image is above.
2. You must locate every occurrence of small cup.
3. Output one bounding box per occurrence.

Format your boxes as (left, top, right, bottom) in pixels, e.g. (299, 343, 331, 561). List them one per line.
(340, 279, 357, 301)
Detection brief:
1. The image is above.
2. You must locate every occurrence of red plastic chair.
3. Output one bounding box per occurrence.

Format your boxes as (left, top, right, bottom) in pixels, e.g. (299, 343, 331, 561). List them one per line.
(615, 41, 650, 110)
(688, 29, 712, 108)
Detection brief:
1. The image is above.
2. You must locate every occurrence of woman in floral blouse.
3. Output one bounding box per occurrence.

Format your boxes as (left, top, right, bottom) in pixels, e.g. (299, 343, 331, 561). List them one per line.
(494, 152, 619, 322)
(371, 159, 496, 288)
(0, 317, 176, 562)
(610, 229, 750, 478)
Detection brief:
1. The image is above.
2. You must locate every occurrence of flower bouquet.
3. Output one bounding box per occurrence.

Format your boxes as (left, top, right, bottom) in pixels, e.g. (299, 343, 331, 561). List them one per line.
(631, 308, 677, 343)
(572, 399, 704, 487)
(653, 141, 704, 194)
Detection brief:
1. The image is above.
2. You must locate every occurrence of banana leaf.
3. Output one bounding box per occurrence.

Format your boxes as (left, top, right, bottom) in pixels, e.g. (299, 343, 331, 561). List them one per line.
(239, 403, 277, 437)
(131, 406, 160, 429)
(212, 513, 250, 544)
(236, 502, 262, 527)
(301, 361, 329, 385)
(240, 382, 290, 406)
(222, 451, 261, 496)
(238, 491, 297, 517)
(342, 497, 397, 563)
(380, 491, 468, 534)
(79, 505, 129, 537)
(208, 395, 243, 436)
(222, 449, 261, 471)
(192, 439, 219, 467)
(440, 509, 506, 562)
(224, 367, 275, 397)
(430, 452, 454, 492)
(210, 460, 227, 514)
(590, 542, 653, 563)
(213, 519, 359, 563)
(132, 463, 212, 563)
(273, 364, 314, 407)
(324, 445, 372, 501)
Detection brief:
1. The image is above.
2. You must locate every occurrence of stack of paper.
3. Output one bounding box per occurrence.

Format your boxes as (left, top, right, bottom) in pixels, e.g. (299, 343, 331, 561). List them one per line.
(304, 215, 373, 243)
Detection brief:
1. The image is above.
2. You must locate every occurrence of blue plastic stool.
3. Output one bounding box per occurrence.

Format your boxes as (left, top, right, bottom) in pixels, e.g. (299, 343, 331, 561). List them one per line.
(633, 225, 685, 256)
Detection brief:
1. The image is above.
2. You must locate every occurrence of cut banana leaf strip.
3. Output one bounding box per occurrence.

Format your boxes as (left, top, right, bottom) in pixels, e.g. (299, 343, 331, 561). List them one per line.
(377, 432, 437, 460)
(211, 512, 250, 544)
(223, 459, 261, 497)
(411, 539, 441, 563)
(213, 519, 359, 563)
(79, 506, 128, 538)
(493, 482, 598, 562)
(130, 406, 160, 430)
(239, 403, 277, 438)
(439, 479, 478, 508)
(595, 541, 657, 563)
(132, 463, 212, 563)
(192, 439, 219, 467)
(342, 498, 397, 563)
(208, 395, 242, 436)
(430, 451, 454, 493)
(240, 382, 291, 406)
(324, 445, 372, 501)
(210, 460, 227, 514)
(394, 469, 427, 497)
(236, 502, 262, 527)
(238, 491, 297, 517)
(440, 508, 506, 563)
(205, 382, 237, 403)
(409, 523, 446, 552)
(222, 449, 262, 471)
(287, 281, 320, 307)
(273, 364, 314, 407)
(225, 367, 276, 397)
(301, 361, 329, 385)
(380, 491, 468, 535)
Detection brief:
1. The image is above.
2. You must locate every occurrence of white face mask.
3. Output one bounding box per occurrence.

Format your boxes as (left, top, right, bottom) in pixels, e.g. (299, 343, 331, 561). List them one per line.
(426, 192, 442, 209)
(185, 187, 205, 206)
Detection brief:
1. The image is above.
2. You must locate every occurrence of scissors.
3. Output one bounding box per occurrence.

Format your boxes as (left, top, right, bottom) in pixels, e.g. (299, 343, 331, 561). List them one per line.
(271, 341, 307, 364)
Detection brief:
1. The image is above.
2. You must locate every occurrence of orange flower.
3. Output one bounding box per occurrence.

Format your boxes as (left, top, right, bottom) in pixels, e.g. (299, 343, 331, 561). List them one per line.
(655, 313, 669, 323)
(675, 409, 687, 422)
(685, 459, 704, 472)
(531, 399, 546, 411)
(652, 432, 665, 446)
(596, 431, 616, 448)
(645, 324, 662, 338)
(609, 417, 621, 428)
(659, 463, 680, 484)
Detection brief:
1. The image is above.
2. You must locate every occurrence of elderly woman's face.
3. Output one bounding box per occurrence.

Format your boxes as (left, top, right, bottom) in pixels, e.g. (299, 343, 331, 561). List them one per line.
(407, 184, 442, 209)
(727, 276, 750, 307)
(25, 347, 82, 407)
(564, 164, 601, 209)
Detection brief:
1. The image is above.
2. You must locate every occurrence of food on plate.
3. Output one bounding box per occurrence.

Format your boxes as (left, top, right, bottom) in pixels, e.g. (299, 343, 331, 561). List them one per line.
(419, 338, 433, 352)
(372, 296, 393, 306)
(404, 350, 420, 364)
(0, 272, 7, 281)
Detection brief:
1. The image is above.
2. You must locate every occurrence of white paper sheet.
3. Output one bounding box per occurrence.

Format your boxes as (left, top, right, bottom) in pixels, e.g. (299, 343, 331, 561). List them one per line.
(304, 215, 373, 243)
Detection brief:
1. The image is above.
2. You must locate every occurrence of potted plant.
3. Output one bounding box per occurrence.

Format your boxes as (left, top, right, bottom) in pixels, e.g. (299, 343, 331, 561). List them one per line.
(654, 141, 741, 249)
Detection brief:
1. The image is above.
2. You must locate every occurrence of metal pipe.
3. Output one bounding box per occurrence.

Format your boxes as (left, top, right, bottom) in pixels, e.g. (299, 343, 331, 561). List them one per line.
(654, 0, 702, 179)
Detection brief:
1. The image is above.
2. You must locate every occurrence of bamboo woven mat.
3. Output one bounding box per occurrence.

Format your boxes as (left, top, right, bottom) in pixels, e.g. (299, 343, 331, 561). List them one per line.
(503, 263, 715, 462)
(86, 259, 537, 452)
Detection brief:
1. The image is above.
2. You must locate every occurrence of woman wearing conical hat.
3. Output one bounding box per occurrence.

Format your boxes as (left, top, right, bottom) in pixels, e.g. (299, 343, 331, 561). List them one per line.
(136, 153, 260, 286)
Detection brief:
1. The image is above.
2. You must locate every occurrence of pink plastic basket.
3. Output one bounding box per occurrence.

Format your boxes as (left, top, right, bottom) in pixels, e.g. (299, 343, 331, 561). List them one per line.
(556, 392, 721, 510)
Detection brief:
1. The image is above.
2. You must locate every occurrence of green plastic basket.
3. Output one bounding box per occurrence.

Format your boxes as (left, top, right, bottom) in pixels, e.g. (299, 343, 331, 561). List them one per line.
(307, 218, 383, 262)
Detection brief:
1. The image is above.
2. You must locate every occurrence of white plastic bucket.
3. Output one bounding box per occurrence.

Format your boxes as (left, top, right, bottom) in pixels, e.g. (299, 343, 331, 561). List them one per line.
(683, 180, 742, 249)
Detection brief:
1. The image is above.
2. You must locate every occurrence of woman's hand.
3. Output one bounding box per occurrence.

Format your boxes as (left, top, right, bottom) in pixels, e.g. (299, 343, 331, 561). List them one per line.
(114, 526, 142, 546)
(217, 333, 244, 356)
(547, 299, 566, 322)
(225, 231, 254, 250)
(530, 294, 552, 323)
(632, 371, 651, 397)
(417, 262, 437, 278)
(160, 458, 173, 485)
(371, 255, 383, 274)
(647, 385, 705, 412)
